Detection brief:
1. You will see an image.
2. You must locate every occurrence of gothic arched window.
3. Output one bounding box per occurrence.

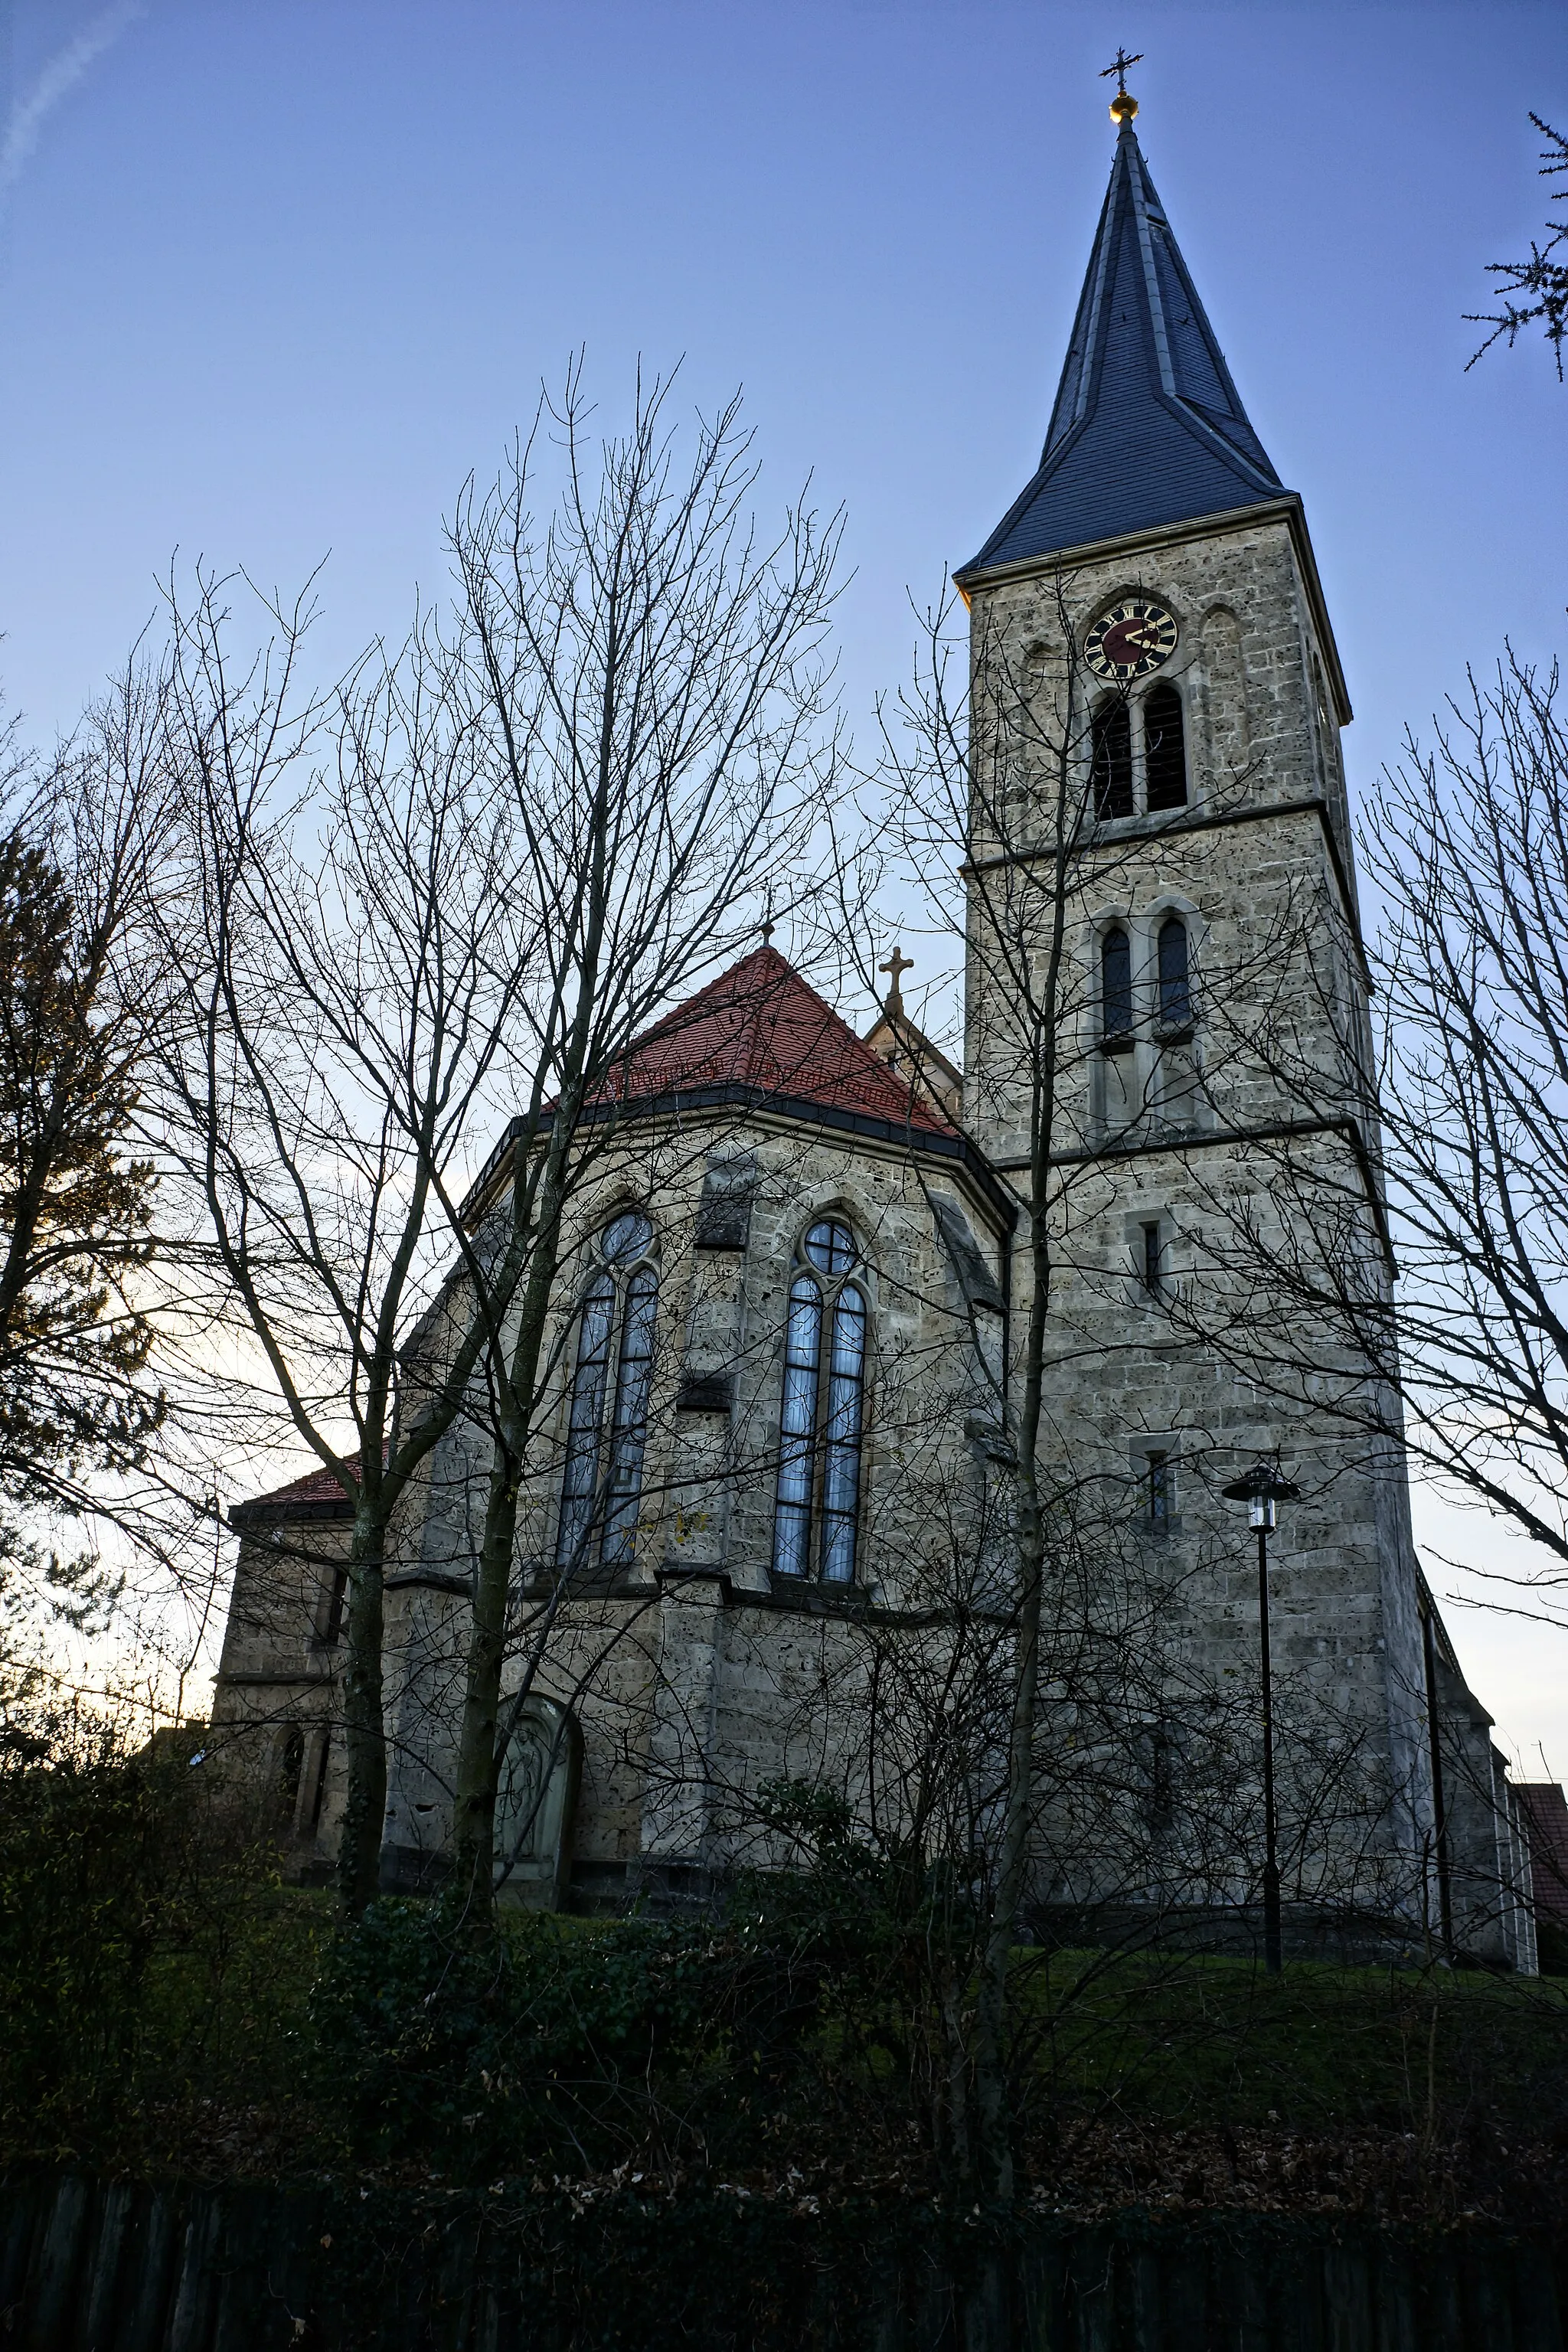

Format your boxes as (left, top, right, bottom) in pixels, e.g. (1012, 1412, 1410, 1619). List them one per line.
(556, 1211, 659, 1572)
(773, 1218, 868, 1584)
(1101, 926, 1134, 1043)
(1157, 916, 1192, 1031)
(1143, 682, 1187, 810)
(1090, 698, 1133, 820)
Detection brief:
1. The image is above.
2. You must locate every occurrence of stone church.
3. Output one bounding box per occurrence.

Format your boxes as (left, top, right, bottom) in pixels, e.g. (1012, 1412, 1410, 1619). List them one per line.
(213, 98, 1537, 1966)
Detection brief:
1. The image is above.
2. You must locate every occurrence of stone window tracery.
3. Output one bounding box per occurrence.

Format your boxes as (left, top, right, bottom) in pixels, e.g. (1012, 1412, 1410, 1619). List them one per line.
(1090, 680, 1188, 820)
(556, 1211, 659, 1572)
(772, 1217, 867, 1585)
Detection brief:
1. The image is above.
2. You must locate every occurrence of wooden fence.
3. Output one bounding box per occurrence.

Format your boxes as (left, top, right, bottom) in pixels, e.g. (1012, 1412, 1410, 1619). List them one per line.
(2, 2170, 1564, 2350)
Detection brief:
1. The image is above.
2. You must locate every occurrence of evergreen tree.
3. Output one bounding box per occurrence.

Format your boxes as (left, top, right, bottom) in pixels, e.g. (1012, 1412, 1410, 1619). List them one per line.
(0, 828, 161, 1562)
(1469, 115, 1568, 379)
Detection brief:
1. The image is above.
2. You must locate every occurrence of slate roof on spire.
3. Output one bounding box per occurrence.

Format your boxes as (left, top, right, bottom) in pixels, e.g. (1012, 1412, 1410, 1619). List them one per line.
(960, 124, 1285, 578)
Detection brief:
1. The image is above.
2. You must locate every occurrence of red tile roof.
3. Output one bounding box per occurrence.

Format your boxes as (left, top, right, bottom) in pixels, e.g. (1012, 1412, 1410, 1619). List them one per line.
(594, 946, 959, 1138)
(1516, 1783, 1568, 1926)
(231, 1453, 360, 1521)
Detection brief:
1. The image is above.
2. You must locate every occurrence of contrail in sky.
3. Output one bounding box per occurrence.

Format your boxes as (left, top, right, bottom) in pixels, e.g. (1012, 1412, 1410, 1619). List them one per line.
(0, 1, 145, 204)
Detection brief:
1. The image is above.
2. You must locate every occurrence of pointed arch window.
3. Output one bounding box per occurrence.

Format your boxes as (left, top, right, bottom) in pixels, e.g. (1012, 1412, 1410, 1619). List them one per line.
(556, 1212, 659, 1573)
(1143, 682, 1187, 810)
(773, 1218, 867, 1584)
(1091, 698, 1133, 820)
(1101, 926, 1134, 1045)
(1156, 917, 1192, 1032)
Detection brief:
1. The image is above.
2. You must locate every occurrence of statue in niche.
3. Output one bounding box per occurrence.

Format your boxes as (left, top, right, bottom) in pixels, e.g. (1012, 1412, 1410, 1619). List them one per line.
(492, 1695, 580, 1909)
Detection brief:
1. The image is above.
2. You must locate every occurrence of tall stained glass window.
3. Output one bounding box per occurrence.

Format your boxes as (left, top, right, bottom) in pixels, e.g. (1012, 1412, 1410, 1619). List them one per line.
(772, 1218, 867, 1584)
(556, 1213, 658, 1571)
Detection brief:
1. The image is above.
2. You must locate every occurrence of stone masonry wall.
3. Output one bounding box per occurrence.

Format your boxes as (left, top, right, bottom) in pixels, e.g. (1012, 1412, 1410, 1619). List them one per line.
(962, 511, 1440, 1924)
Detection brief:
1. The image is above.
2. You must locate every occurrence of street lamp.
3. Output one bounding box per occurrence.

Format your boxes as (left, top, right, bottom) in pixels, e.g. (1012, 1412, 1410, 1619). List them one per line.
(1221, 1459, 1302, 1975)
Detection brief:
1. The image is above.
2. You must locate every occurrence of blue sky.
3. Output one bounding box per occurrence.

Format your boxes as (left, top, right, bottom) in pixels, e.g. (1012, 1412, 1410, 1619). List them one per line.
(3, 0, 1568, 1753)
(3, 2, 1564, 757)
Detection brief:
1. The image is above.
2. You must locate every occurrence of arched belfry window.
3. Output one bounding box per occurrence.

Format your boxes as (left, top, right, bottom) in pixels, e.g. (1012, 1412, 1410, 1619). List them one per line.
(1143, 682, 1187, 810)
(1157, 917, 1192, 1031)
(556, 1212, 659, 1572)
(773, 1218, 868, 1584)
(1090, 698, 1133, 820)
(1101, 926, 1134, 1044)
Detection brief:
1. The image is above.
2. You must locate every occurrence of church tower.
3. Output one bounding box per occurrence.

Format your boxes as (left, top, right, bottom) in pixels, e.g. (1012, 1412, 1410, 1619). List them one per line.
(951, 80, 1482, 1946)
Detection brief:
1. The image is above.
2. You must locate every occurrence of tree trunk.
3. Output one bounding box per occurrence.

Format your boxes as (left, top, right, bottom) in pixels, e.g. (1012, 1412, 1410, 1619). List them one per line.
(446, 1134, 578, 1916)
(969, 666, 1076, 2210)
(337, 1504, 391, 1916)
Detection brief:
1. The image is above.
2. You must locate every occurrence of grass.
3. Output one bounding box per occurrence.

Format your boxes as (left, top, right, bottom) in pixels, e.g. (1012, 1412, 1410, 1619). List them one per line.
(132, 1903, 1568, 2134)
(5, 1866, 1568, 2193)
(1017, 1948, 1568, 2135)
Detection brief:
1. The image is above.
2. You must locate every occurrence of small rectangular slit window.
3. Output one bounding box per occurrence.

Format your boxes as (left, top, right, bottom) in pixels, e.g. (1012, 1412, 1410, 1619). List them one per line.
(1148, 1452, 1171, 1527)
(1142, 1221, 1163, 1294)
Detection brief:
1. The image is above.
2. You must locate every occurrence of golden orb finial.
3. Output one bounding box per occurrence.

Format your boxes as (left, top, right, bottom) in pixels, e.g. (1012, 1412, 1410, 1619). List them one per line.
(1100, 47, 1143, 127)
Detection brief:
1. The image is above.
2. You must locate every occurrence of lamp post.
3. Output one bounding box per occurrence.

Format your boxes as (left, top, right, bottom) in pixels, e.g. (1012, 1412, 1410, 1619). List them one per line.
(1221, 1460, 1301, 1975)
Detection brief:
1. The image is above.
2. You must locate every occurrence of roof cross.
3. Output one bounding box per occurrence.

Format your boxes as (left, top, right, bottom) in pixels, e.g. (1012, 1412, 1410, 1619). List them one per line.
(1100, 47, 1142, 125)
(880, 943, 913, 1012)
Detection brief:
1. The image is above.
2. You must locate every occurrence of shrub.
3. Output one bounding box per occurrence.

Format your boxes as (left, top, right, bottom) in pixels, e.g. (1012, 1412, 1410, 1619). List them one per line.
(0, 1716, 207, 2133)
(309, 1899, 779, 2169)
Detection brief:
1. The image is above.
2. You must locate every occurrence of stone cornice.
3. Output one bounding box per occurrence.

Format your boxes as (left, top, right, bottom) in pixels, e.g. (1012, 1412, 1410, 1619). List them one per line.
(991, 1110, 1396, 1277)
(462, 1087, 1017, 1236)
(965, 792, 1373, 999)
(953, 493, 1353, 730)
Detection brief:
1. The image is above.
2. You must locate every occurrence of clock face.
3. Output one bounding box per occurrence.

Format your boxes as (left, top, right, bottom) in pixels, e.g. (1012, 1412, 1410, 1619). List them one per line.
(1084, 598, 1179, 682)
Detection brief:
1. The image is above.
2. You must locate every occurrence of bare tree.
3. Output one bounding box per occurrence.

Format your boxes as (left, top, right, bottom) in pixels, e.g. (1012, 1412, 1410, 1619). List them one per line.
(150, 368, 841, 1917)
(1171, 654, 1568, 1632)
(408, 369, 843, 1913)
(874, 577, 1269, 2213)
(149, 567, 555, 1913)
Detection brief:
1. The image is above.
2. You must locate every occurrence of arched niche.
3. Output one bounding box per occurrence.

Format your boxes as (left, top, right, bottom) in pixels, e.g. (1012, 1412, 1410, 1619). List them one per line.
(1199, 604, 1250, 776)
(494, 1694, 581, 1909)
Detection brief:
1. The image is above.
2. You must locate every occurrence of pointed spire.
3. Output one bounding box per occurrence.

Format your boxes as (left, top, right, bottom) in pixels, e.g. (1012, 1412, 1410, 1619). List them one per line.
(959, 109, 1285, 578)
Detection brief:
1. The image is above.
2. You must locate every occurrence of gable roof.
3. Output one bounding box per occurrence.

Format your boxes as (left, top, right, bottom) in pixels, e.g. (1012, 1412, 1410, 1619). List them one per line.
(1515, 1784, 1568, 1926)
(230, 1454, 358, 1524)
(464, 945, 1016, 1230)
(596, 946, 960, 1138)
(959, 122, 1285, 580)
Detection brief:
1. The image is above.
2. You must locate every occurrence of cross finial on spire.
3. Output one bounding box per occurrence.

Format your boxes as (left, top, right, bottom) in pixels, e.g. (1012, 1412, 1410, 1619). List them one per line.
(1100, 47, 1142, 126)
(880, 942, 913, 1014)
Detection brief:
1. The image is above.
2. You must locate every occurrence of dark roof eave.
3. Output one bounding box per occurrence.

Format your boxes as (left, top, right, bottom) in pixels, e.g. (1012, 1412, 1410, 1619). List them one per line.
(952, 492, 1351, 727)
(230, 1497, 355, 1528)
(462, 1083, 1018, 1231)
